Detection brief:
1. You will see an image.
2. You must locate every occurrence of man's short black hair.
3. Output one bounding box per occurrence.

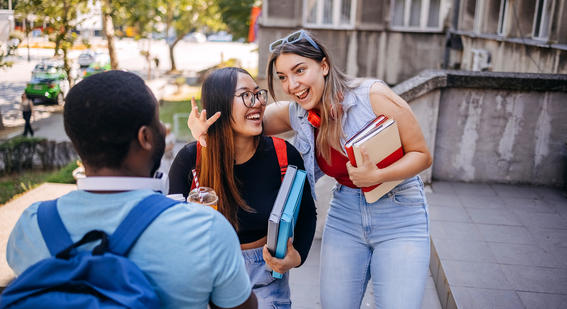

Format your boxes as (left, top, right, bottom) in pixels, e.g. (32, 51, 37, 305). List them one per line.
(64, 70, 158, 169)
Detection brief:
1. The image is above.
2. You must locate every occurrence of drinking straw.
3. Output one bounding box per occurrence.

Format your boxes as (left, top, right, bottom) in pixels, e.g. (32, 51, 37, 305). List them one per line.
(191, 169, 204, 203)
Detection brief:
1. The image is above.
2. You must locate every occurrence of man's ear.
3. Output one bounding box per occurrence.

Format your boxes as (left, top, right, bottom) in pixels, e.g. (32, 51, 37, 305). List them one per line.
(137, 125, 153, 151)
(321, 57, 330, 76)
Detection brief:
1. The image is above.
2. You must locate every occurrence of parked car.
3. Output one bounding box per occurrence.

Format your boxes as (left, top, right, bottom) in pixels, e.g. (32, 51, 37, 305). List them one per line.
(207, 31, 233, 42)
(82, 55, 111, 78)
(183, 32, 207, 43)
(25, 60, 69, 105)
(78, 50, 97, 68)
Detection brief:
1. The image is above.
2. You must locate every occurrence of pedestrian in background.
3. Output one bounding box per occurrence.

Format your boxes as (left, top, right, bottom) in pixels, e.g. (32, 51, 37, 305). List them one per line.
(21, 93, 34, 137)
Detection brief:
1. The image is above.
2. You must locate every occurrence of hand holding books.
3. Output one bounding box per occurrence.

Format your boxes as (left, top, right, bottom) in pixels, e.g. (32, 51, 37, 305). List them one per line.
(345, 115, 404, 203)
(345, 146, 384, 188)
(262, 239, 301, 276)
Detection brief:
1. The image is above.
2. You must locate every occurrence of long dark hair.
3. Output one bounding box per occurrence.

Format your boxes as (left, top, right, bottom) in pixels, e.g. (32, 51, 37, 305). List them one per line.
(199, 67, 255, 230)
(267, 30, 354, 162)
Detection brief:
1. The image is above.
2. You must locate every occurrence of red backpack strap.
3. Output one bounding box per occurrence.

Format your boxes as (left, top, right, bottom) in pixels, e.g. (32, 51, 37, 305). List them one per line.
(271, 137, 288, 181)
(190, 143, 202, 191)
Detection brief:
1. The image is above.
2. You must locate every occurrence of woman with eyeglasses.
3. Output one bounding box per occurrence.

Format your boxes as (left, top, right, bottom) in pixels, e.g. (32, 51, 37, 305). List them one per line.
(169, 67, 316, 309)
(188, 31, 433, 308)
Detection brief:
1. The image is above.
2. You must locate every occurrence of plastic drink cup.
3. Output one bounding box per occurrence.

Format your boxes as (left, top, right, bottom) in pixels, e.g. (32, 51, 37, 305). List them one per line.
(188, 187, 218, 210)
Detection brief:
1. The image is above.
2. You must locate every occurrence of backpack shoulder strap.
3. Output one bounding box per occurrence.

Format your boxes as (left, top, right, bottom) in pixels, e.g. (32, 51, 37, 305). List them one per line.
(271, 136, 288, 180)
(190, 143, 201, 191)
(109, 194, 180, 256)
(37, 199, 74, 257)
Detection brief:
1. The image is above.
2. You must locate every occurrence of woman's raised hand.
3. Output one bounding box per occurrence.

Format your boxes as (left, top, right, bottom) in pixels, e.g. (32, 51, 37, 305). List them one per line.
(187, 97, 221, 147)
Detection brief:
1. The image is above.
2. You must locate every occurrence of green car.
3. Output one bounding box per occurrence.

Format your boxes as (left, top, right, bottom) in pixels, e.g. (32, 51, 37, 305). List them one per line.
(25, 62, 69, 105)
(82, 58, 111, 78)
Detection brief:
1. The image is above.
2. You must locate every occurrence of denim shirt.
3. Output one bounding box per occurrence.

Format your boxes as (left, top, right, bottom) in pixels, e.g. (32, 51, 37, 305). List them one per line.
(288, 79, 384, 200)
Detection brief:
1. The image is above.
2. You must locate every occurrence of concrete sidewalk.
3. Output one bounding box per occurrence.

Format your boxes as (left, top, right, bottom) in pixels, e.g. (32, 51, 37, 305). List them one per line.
(427, 182, 567, 309)
(0, 183, 76, 288)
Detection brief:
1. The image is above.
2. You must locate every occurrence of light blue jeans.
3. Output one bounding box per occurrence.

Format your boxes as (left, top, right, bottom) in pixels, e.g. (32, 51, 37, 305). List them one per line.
(320, 176, 430, 309)
(242, 247, 291, 309)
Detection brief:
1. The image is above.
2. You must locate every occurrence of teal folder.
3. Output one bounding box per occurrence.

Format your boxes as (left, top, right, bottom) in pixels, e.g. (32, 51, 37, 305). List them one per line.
(267, 165, 298, 257)
(272, 169, 306, 279)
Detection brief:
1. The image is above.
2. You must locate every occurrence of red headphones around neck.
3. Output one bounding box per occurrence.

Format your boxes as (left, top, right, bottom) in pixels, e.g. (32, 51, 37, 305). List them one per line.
(307, 110, 321, 128)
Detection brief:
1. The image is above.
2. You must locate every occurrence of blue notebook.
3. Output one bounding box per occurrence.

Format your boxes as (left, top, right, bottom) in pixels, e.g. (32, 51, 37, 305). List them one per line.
(272, 169, 306, 279)
(267, 165, 298, 257)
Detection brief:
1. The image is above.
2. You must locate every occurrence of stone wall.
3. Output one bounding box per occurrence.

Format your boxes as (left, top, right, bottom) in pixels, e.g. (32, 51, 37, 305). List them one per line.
(0, 140, 78, 174)
(394, 70, 567, 187)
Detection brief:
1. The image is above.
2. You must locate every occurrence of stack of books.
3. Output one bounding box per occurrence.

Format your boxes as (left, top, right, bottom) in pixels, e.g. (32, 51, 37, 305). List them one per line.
(266, 165, 306, 279)
(345, 115, 404, 203)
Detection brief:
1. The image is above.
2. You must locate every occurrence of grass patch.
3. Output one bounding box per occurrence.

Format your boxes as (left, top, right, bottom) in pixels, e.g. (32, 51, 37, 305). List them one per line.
(46, 161, 78, 184)
(159, 99, 203, 142)
(0, 170, 53, 205)
(0, 161, 78, 205)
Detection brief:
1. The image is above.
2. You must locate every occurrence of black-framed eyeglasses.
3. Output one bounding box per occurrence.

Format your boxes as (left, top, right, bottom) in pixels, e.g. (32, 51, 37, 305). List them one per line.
(235, 89, 268, 108)
(269, 29, 321, 53)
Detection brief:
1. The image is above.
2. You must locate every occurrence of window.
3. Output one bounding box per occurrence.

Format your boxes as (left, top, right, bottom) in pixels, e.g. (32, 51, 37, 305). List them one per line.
(532, 0, 554, 40)
(391, 0, 443, 31)
(460, 0, 502, 34)
(304, 0, 356, 28)
(497, 0, 508, 35)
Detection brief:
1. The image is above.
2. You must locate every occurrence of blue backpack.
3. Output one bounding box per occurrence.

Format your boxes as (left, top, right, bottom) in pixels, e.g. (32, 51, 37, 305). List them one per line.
(0, 194, 180, 309)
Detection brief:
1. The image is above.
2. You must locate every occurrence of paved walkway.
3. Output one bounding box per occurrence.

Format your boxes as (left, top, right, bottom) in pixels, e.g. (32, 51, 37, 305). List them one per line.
(427, 182, 567, 309)
(1, 181, 566, 308)
(0, 183, 76, 287)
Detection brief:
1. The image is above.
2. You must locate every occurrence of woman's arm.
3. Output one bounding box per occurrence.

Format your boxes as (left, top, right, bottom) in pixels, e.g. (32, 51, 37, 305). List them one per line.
(168, 143, 197, 196)
(263, 101, 293, 136)
(346, 82, 432, 187)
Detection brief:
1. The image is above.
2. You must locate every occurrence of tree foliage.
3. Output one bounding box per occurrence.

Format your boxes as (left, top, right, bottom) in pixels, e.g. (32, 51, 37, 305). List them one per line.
(217, 0, 257, 41)
(159, 0, 225, 72)
(15, 0, 89, 85)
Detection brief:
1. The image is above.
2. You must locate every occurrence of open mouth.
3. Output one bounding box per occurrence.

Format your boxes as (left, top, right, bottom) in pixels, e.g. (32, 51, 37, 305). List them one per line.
(245, 111, 262, 121)
(294, 88, 310, 101)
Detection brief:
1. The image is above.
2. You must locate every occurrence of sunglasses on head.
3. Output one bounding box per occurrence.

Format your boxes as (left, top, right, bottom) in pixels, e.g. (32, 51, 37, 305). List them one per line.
(269, 30, 321, 53)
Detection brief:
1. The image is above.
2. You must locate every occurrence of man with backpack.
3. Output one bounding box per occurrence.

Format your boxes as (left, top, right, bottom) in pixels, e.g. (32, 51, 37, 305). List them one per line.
(1, 70, 257, 309)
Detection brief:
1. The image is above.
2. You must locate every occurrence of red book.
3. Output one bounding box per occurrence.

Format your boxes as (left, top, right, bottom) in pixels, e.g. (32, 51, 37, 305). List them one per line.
(345, 115, 404, 203)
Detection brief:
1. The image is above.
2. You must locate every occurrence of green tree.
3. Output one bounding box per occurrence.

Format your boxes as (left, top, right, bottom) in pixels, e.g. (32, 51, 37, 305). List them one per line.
(15, 0, 89, 86)
(114, 0, 159, 77)
(159, 0, 225, 72)
(217, 0, 257, 41)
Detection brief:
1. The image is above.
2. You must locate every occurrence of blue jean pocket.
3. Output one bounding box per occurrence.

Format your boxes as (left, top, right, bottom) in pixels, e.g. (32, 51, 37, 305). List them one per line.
(392, 182, 424, 206)
(272, 300, 292, 309)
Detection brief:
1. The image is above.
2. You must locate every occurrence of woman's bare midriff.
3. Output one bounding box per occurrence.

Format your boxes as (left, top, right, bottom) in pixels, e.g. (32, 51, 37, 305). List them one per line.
(240, 235, 267, 250)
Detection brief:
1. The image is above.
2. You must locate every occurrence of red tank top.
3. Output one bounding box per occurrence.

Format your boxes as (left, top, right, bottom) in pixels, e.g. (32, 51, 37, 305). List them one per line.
(314, 129, 357, 188)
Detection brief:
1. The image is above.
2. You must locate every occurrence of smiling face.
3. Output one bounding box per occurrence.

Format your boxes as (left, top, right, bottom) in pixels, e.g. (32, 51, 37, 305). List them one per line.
(231, 72, 265, 138)
(275, 53, 329, 111)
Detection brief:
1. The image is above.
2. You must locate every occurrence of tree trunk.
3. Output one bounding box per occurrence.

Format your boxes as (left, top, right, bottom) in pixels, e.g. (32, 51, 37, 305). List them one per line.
(168, 42, 177, 72)
(102, 0, 118, 69)
(168, 36, 184, 73)
(63, 47, 73, 86)
(54, 35, 62, 56)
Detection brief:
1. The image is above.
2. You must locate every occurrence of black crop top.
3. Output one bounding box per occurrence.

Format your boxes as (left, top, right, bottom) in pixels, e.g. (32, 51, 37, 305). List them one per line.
(168, 136, 317, 265)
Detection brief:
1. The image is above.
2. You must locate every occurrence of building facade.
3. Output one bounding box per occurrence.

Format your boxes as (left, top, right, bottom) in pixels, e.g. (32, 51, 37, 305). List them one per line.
(257, 0, 567, 85)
